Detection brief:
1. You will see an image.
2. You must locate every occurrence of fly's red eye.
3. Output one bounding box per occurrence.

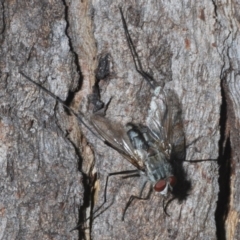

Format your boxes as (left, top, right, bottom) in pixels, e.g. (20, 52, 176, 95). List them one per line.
(154, 179, 167, 192)
(168, 176, 177, 187)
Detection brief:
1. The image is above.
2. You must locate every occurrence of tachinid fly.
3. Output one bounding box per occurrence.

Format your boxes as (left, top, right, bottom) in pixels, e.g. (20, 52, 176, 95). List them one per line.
(90, 85, 184, 197)
(88, 7, 186, 198)
(20, 7, 187, 225)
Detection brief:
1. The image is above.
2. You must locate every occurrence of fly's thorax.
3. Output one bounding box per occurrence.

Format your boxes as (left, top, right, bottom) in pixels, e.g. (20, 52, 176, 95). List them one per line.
(144, 151, 173, 183)
(126, 123, 149, 151)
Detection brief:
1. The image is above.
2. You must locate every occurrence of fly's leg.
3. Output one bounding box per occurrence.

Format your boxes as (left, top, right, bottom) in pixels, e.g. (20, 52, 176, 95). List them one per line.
(162, 197, 177, 217)
(92, 170, 141, 219)
(119, 7, 156, 89)
(70, 170, 141, 231)
(122, 180, 152, 221)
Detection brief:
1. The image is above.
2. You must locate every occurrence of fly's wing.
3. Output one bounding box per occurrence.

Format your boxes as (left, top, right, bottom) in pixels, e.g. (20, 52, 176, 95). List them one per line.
(90, 114, 145, 171)
(146, 87, 185, 161)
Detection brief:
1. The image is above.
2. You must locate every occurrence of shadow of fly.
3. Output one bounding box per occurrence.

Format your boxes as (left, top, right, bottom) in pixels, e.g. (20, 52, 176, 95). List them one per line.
(19, 7, 207, 231)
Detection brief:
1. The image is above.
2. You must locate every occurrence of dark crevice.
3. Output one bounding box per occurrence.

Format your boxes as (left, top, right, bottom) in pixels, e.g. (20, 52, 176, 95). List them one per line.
(0, 0, 6, 35)
(52, 104, 93, 239)
(69, 139, 95, 240)
(95, 54, 110, 81)
(215, 72, 232, 240)
(61, 0, 83, 99)
(88, 54, 111, 113)
(61, 1, 94, 239)
(211, 0, 218, 17)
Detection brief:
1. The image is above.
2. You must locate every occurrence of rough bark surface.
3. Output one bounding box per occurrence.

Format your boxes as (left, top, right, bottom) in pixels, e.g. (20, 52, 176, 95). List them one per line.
(0, 0, 239, 240)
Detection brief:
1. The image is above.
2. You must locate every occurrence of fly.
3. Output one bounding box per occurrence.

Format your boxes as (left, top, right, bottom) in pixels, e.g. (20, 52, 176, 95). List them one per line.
(90, 89, 183, 196)
(90, 7, 185, 195)
(20, 7, 189, 227)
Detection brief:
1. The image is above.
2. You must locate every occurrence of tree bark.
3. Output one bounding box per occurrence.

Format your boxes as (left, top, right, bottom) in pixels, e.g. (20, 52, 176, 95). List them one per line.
(0, 0, 239, 240)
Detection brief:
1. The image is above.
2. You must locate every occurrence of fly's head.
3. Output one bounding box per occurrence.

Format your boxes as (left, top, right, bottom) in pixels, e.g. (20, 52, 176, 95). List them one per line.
(154, 175, 177, 196)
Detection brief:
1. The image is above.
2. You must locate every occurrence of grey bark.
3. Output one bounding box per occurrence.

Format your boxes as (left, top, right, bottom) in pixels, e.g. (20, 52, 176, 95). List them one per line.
(0, 0, 239, 240)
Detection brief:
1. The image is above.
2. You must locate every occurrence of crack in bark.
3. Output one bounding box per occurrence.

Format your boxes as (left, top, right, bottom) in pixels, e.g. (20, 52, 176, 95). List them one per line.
(215, 54, 232, 240)
(62, 0, 83, 95)
(52, 105, 92, 239)
(65, 135, 94, 240)
(61, 1, 95, 239)
(211, 0, 218, 18)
